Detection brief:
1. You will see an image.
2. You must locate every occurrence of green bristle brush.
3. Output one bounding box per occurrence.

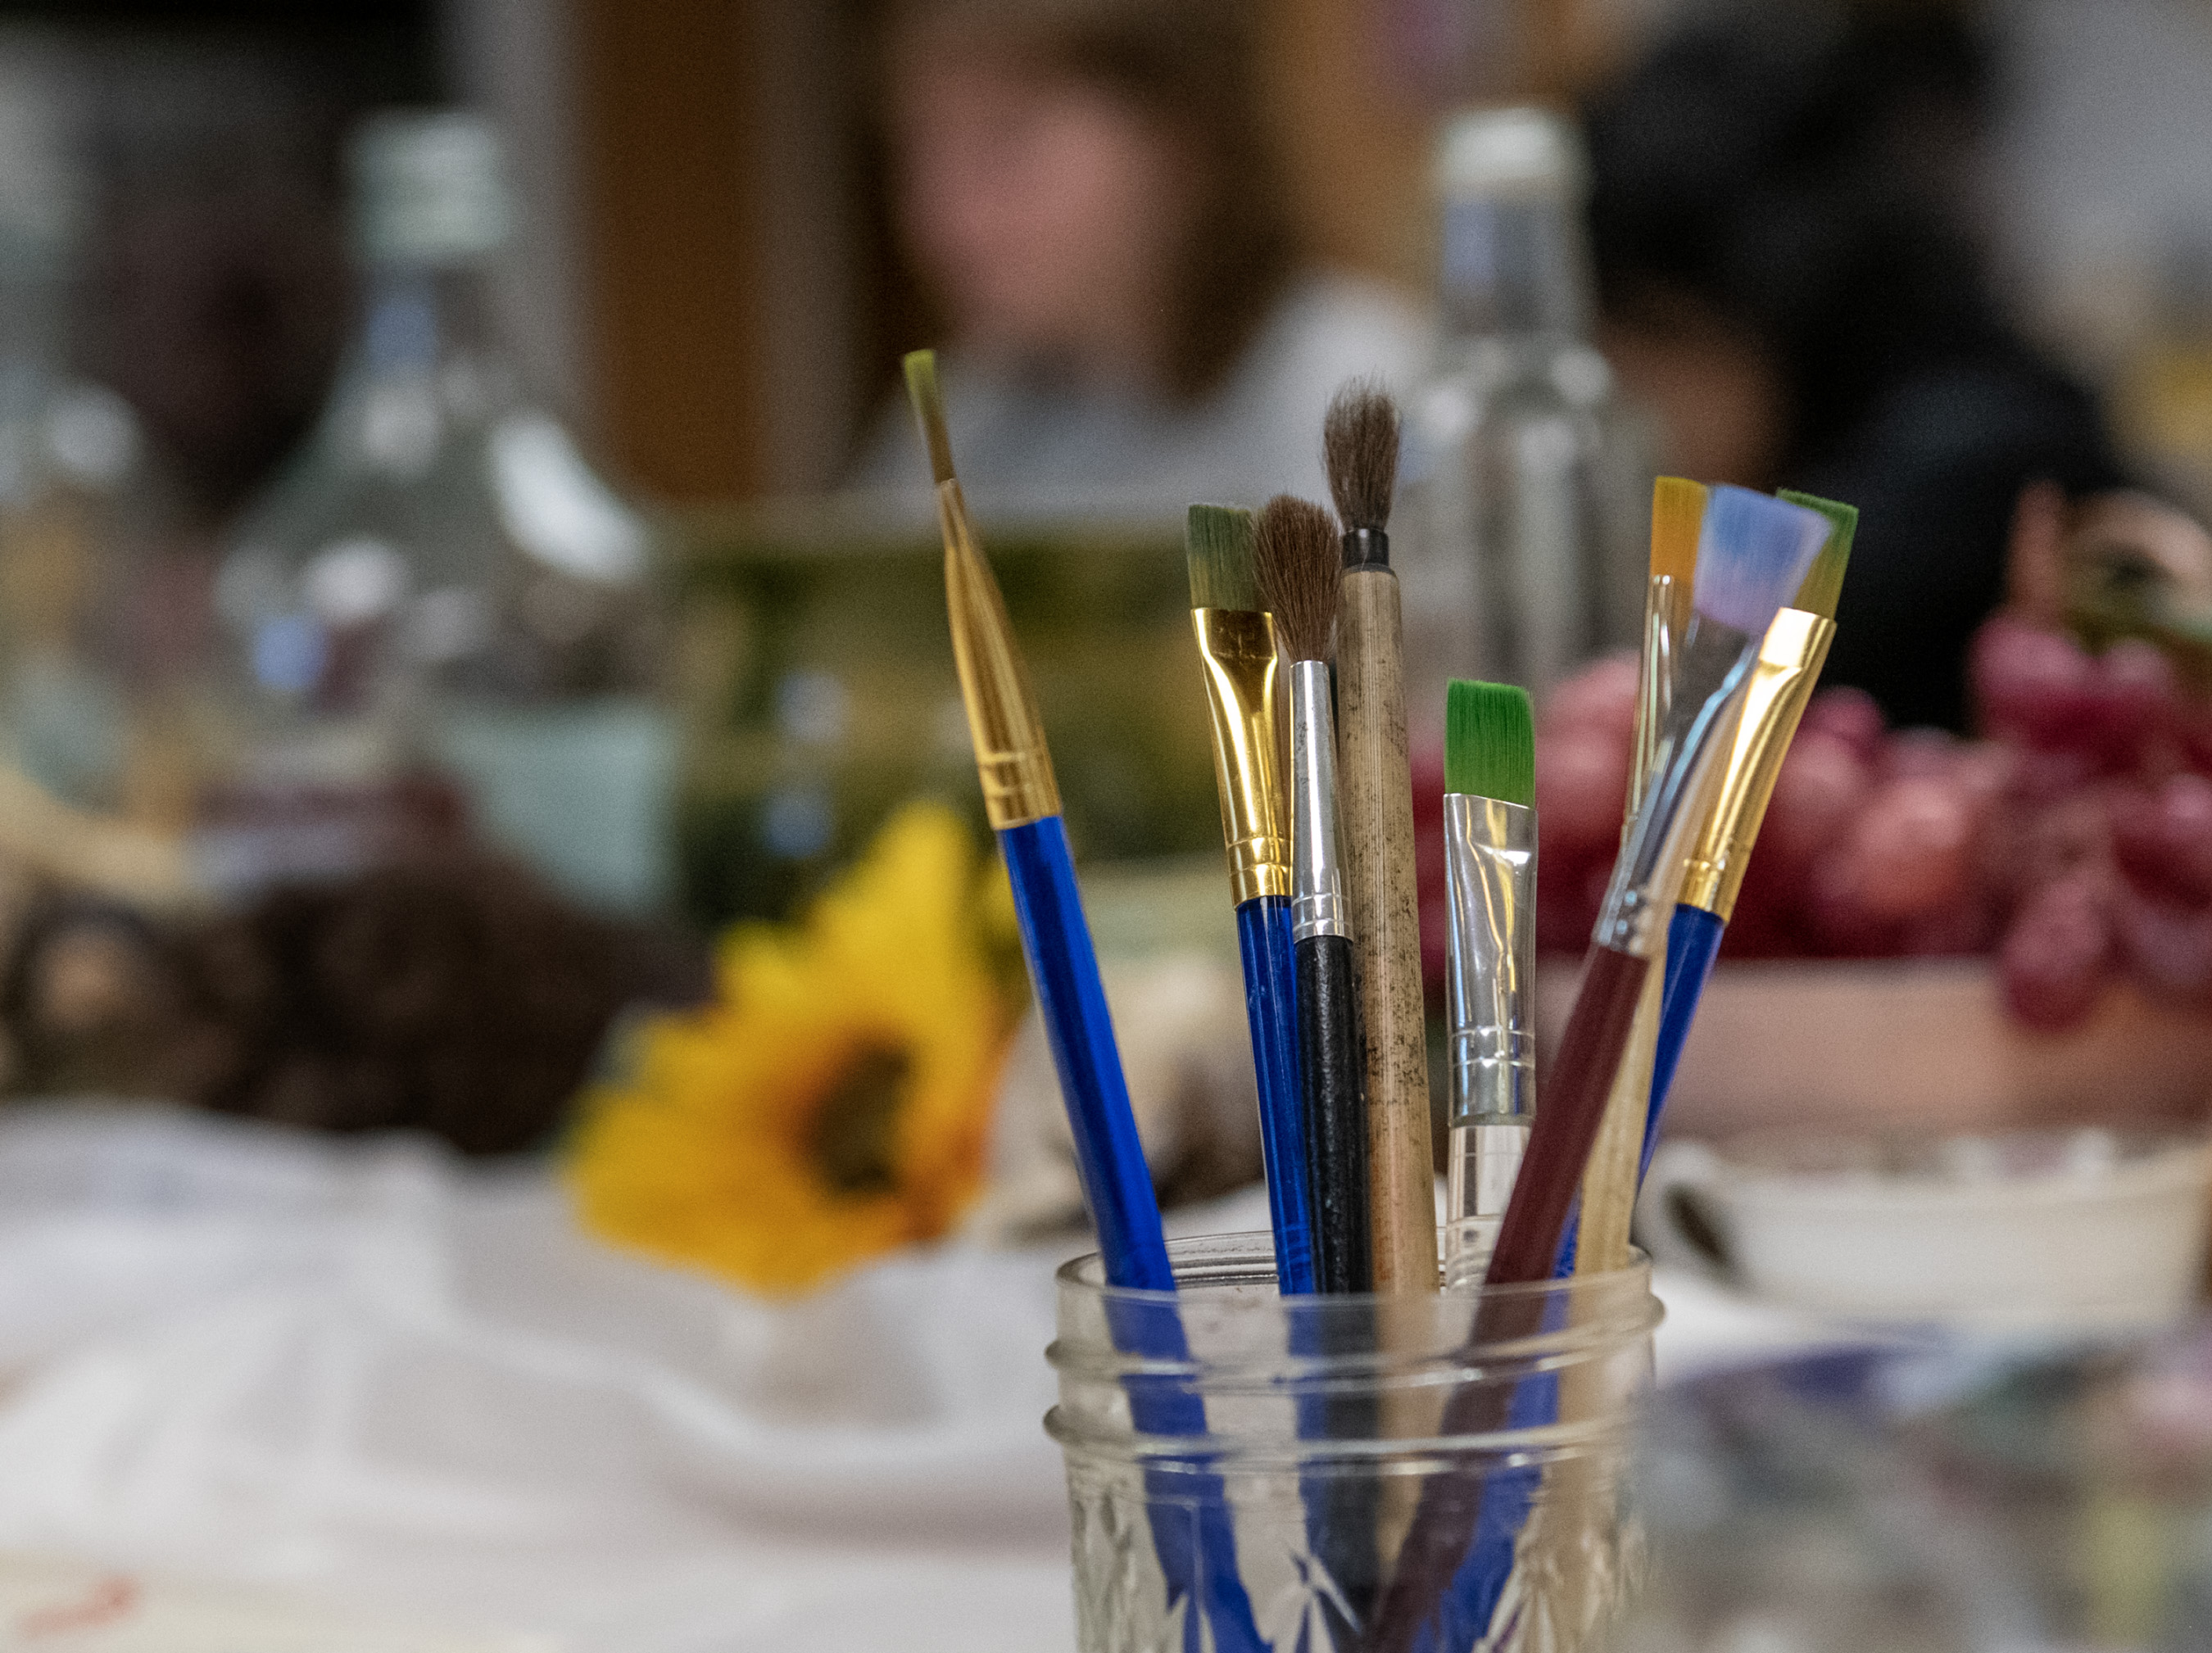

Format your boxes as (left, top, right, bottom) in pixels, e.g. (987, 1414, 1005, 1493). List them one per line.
(1439, 678, 1537, 1279)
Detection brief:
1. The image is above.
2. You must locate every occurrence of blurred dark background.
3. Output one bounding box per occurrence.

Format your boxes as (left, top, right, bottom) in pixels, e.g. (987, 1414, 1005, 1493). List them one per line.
(2, 0, 2211, 653)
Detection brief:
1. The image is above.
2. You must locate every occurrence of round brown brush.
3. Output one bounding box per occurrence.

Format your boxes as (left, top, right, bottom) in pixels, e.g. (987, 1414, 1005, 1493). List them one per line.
(1325, 382, 1438, 1297)
(1254, 494, 1371, 1297)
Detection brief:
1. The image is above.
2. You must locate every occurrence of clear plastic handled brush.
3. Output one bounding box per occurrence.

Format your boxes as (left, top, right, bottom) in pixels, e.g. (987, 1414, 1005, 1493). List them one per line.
(1439, 680, 1537, 1284)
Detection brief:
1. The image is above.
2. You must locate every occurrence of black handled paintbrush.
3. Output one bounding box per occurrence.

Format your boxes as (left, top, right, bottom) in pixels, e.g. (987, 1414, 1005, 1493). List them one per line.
(1255, 493, 1372, 1296)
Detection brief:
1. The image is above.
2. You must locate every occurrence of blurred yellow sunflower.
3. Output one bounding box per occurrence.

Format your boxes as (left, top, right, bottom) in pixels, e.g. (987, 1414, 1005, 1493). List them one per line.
(568, 800, 1018, 1294)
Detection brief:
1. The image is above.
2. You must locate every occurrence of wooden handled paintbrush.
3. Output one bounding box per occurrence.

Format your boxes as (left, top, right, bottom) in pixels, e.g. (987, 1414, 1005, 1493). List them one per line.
(1488, 486, 1827, 1287)
(1326, 382, 1438, 1297)
(1369, 484, 1830, 1653)
(1571, 477, 1705, 1274)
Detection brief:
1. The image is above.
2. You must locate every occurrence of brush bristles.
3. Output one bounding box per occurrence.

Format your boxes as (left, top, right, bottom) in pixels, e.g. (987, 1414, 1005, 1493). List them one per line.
(903, 349, 955, 484)
(1185, 504, 1260, 612)
(1651, 477, 1705, 591)
(1322, 378, 1400, 532)
(1253, 494, 1340, 663)
(1779, 490, 1858, 622)
(1445, 679, 1535, 807)
(1691, 485, 1830, 636)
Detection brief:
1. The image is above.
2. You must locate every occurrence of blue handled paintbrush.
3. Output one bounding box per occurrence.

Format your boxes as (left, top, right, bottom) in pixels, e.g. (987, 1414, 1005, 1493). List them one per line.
(1185, 504, 1316, 1294)
(1642, 494, 1856, 1180)
(904, 351, 1263, 1653)
(905, 351, 1164, 1290)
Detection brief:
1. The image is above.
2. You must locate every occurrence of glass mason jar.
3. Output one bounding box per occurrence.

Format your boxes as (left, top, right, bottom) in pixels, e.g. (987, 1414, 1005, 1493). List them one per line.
(1046, 1231, 1660, 1653)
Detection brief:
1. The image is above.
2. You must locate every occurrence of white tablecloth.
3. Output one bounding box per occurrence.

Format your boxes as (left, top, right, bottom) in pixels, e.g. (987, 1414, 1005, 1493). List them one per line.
(0, 1104, 1839, 1651)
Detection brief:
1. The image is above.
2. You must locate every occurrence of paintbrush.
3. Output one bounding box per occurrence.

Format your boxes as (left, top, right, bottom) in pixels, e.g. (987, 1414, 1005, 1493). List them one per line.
(1186, 503, 1315, 1294)
(906, 349, 1168, 1291)
(1480, 484, 1701, 1653)
(1570, 477, 1707, 1275)
(1439, 679, 1536, 1284)
(1255, 493, 1372, 1297)
(1448, 495, 1695, 1637)
(1326, 381, 1438, 1297)
(1487, 484, 1827, 1287)
(1257, 495, 1385, 1621)
(1367, 483, 1828, 1653)
(1641, 493, 1856, 1180)
(906, 351, 1267, 1653)
(1630, 478, 1707, 810)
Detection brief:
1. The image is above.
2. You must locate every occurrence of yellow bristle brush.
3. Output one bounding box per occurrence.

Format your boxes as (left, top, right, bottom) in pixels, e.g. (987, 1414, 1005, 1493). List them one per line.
(1574, 477, 1705, 1270)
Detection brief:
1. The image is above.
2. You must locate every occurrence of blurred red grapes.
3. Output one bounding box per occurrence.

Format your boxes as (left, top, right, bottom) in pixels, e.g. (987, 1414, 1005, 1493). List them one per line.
(1414, 618, 2212, 1031)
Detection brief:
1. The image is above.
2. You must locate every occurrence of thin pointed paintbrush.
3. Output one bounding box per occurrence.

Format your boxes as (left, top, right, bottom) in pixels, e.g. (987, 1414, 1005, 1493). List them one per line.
(1570, 478, 1706, 1274)
(1186, 503, 1315, 1294)
(906, 351, 1266, 1653)
(1256, 493, 1372, 1297)
(906, 348, 1166, 1290)
(1640, 493, 1856, 1181)
(1439, 680, 1537, 1279)
(1326, 382, 1438, 1297)
(1369, 484, 1830, 1653)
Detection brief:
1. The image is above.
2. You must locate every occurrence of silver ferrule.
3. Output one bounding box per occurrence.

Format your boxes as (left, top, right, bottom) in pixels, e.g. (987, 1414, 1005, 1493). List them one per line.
(1288, 657, 1349, 941)
(1443, 793, 1535, 1130)
(1594, 617, 1752, 956)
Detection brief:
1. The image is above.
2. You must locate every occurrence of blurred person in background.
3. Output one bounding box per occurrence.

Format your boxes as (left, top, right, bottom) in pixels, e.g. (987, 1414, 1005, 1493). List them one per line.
(1584, 2, 2128, 731)
(846, 0, 1426, 514)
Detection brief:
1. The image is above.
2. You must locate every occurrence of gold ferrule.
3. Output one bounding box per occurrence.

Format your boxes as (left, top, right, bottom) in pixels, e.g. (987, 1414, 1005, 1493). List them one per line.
(1678, 609, 1835, 917)
(1625, 574, 1676, 826)
(937, 478, 1061, 828)
(1191, 609, 1292, 903)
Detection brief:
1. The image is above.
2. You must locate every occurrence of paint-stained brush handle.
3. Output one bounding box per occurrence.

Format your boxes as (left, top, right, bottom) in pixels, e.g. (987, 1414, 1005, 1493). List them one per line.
(1335, 567, 1439, 1294)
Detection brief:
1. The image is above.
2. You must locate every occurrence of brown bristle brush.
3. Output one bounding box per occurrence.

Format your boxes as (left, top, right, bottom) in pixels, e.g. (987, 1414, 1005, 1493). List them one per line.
(1326, 381, 1438, 1297)
(1254, 493, 1373, 1297)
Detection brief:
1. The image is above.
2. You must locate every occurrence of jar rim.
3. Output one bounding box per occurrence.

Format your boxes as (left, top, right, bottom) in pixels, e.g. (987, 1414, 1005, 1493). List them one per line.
(1045, 1230, 1662, 1461)
(1049, 1229, 1663, 1387)
(1055, 1228, 1657, 1308)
